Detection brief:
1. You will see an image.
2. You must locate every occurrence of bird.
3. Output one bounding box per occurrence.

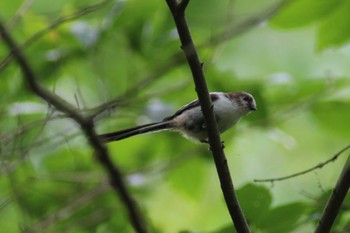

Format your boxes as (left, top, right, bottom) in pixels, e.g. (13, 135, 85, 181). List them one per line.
(99, 92, 256, 143)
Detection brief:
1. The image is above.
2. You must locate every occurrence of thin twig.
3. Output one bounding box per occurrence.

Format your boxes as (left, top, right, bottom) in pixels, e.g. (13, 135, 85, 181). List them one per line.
(205, 0, 292, 47)
(254, 144, 350, 183)
(315, 154, 350, 233)
(165, 1, 251, 232)
(88, 52, 185, 120)
(22, 183, 110, 233)
(90, 0, 289, 120)
(0, 20, 147, 233)
(7, 0, 33, 30)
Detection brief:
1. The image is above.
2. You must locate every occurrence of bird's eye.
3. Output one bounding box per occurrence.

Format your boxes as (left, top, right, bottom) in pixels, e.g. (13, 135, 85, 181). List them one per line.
(243, 96, 251, 102)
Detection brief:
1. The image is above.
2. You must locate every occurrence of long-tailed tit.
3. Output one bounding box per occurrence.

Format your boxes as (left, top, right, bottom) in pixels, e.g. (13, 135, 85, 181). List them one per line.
(99, 92, 256, 143)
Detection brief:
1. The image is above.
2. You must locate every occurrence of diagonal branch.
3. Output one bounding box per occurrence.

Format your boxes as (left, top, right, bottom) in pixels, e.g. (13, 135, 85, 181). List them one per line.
(23, 183, 110, 233)
(254, 144, 350, 183)
(165, 1, 251, 232)
(0, 20, 147, 233)
(315, 154, 350, 233)
(7, 0, 33, 30)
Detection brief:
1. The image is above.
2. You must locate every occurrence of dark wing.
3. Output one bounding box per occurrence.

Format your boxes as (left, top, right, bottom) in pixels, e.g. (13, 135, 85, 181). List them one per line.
(163, 93, 219, 121)
(163, 99, 200, 121)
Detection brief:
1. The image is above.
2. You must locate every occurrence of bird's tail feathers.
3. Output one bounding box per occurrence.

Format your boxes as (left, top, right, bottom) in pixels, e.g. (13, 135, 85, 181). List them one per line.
(99, 121, 173, 143)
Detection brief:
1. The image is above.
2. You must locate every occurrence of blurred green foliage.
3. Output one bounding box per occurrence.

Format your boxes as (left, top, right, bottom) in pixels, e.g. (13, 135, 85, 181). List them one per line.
(0, 0, 349, 232)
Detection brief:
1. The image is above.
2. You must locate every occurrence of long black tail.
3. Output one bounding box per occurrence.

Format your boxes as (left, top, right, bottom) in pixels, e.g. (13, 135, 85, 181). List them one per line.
(98, 121, 173, 143)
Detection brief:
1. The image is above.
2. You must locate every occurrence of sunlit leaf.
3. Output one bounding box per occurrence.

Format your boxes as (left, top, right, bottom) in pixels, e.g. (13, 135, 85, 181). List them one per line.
(211, 224, 237, 233)
(271, 0, 342, 28)
(236, 183, 272, 222)
(167, 157, 208, 199)
(1, 0, 350, 232)
(312, 100, 350, 137)
(317, 1, 350, 50)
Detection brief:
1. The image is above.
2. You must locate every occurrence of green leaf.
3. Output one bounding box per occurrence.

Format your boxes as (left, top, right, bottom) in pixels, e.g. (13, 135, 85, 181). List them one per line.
(0, 204, 19, 233)
(309, 189, 350, 229)
(236, 183, 272, 222)
(257, 202, 307, 233)
(312, 100, 350, 137)
(167, 157, 207, 199)
(317, 1, 350, 50)
(271, 0, 342, 28)
(0, 1, 22, 20)
(211, 224, 237, 233)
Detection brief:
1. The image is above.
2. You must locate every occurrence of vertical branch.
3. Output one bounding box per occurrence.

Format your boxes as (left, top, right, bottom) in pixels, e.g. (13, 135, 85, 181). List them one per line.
(164, 1, 251, 232)
(315, 155, 350, 233)
(0, 20, 147, 233)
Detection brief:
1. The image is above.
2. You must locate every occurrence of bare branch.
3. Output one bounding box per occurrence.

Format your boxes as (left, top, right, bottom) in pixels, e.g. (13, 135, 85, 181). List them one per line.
(254, 145, 350, 183)
(315, 154, 350, 233)
(23, 183, 110, 233)
(165, 1, 251, 232)
(88, 52, 185, 120)
(178, 0, 190, 13)
(0, 20, 148, 233)
(91, 0, 289, 120)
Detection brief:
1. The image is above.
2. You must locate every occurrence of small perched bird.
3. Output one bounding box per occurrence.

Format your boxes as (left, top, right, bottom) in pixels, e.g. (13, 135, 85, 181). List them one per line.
(99, 92, 256, 143)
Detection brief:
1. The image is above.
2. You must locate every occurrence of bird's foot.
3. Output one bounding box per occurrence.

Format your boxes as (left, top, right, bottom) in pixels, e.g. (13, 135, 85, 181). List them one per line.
(201, 140, 225, 150)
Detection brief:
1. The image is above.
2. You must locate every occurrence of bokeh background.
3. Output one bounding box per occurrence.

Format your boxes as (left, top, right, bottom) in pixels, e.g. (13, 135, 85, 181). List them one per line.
(1, 0, 349, 232)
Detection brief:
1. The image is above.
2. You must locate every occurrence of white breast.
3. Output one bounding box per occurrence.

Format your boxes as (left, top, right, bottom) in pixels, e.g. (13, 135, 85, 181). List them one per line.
(213, 94, 242, 133)
(171, 92, 248, 141)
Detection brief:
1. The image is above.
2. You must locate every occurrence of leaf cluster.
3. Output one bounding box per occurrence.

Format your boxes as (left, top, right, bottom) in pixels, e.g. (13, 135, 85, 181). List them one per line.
(0, 0, 350, 232)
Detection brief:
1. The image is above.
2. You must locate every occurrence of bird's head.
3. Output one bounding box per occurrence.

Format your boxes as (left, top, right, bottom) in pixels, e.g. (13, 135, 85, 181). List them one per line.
(228, 92, 256, 115)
